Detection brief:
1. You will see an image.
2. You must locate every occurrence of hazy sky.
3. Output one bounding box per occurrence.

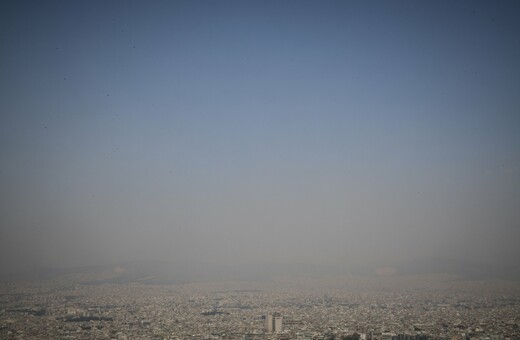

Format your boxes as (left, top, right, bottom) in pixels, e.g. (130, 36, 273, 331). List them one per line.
(1, 1, 519, 275)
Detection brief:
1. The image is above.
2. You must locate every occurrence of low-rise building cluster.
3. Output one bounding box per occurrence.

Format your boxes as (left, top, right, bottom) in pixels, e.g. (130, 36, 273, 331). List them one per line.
(0, 274, 519, 339)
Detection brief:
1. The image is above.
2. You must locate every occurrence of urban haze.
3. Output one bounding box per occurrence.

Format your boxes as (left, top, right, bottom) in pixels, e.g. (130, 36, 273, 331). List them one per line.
(0, 1, 519, 339)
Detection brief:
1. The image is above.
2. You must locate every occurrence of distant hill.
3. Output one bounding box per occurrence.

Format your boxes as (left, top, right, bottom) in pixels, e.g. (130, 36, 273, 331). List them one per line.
(394, 257, 520, 280)
(2, 257, 518, 284)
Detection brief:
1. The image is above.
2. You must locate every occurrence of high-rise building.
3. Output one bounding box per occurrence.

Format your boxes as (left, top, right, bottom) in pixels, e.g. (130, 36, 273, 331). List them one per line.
(265, 313, 273, 333)
(274, 315, 283, 333)
(265, 313, 283, 333)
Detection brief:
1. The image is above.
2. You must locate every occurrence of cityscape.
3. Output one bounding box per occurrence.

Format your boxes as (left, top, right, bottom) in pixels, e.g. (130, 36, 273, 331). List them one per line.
(1, 1, 520, 340)
(1, 268, 519, 339)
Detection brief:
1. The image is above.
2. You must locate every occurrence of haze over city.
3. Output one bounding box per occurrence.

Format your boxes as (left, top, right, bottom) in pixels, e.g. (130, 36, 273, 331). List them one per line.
(1, 0, 519, 281)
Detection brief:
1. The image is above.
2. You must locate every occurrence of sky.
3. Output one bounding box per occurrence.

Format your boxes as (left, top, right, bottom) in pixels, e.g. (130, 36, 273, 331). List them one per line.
(1, 0, 519, 277)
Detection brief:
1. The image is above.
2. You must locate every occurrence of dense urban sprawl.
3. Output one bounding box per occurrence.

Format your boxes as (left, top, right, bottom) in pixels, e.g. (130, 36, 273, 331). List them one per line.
(1, 272, 519, 340)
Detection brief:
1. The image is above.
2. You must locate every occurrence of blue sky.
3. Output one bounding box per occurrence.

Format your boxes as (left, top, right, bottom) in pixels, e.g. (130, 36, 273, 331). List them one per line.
(1, 1, 519, 274)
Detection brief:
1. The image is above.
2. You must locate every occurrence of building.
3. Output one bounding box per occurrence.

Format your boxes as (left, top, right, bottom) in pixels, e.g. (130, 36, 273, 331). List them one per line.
(265, 312, 283, 333)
